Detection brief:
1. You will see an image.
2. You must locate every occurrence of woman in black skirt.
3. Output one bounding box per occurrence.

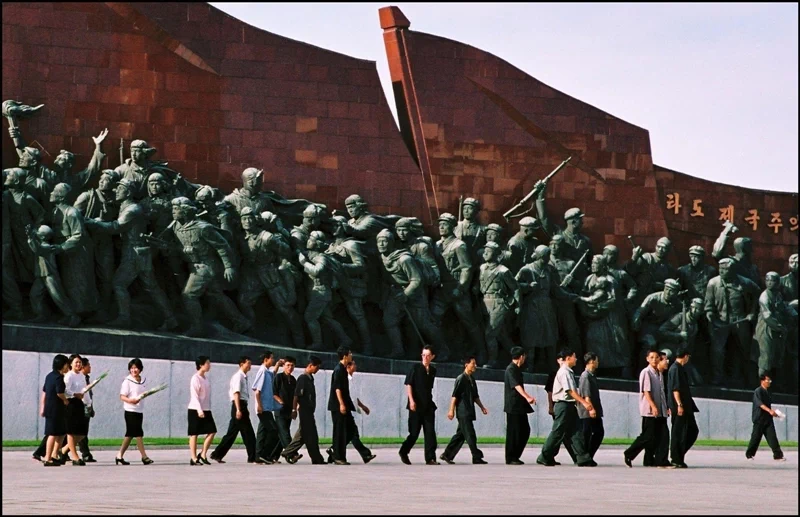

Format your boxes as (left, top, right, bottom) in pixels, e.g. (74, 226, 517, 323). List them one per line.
(116, 358, 153, 465)
(42, 354, 71, 467)
(188, 356, 217, 465)
(63, 354, 88, 466)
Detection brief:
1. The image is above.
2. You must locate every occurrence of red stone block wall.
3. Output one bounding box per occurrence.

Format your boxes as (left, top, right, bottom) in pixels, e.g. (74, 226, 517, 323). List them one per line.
(2, 2, 425, 217)
(380, 6, 797, 275)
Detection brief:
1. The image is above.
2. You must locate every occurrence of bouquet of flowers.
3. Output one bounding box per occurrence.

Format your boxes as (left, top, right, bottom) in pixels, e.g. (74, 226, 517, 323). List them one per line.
(82, 371, 109, 394)
(137, 383, 168, 401)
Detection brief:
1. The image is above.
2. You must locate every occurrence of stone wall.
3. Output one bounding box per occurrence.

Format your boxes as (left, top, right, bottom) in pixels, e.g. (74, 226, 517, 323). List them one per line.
(4, 350, 796, 443)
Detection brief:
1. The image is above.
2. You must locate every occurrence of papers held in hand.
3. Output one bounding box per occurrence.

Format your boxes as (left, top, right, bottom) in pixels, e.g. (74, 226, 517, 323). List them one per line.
(82, 371, 109, 394)
(137, 383, 168, 401)
(774, 409, 786, 420)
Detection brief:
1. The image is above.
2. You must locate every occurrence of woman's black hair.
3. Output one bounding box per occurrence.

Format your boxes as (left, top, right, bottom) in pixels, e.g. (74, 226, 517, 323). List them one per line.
(195, 355, 210, 370)
(52, 354, 70, 372)
(128, 358, 144, 372)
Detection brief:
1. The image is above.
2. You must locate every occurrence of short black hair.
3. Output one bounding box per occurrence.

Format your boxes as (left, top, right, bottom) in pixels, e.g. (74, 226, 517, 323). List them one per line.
(559, 348, 575, 360)
(284, 356, 296, 365)
(238, 355, 251, 366)
(195, 355, 210, 370)
(759, 373, 772, 381)
(422, 345, 434, 354)
(584, 352, 598, 363)
(647, 348, 661, 357)
(81, 356, 90, 367)
(337, 346, 352, 360)
(259, 351, 273, 364)
(309, 356, 322, 367)
(675, 348, 690, 359)
(68, 353, 82, 365)
(659, 351, 667, 359)
(128, 358, 143, 372)
(463, 356, 477, 366)
(510, 346, 525, 359)
(52, 354, 70, 372)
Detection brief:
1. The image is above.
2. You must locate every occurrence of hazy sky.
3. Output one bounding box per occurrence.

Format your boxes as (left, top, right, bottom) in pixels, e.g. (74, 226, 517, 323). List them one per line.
(212, 3, 798, 192)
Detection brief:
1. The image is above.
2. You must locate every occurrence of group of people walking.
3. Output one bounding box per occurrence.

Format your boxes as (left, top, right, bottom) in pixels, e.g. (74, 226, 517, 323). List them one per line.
(34, 346, 788, 467)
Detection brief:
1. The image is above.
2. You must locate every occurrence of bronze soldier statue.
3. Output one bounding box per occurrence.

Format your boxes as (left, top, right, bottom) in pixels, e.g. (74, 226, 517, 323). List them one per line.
(704, 258, 760, 387)
(627, 236, 679, 303)
(780, 254, 798, 393)
(167, 197, 251, 337)
(678, 245, 717, 301)
(395, 217, 441, 287)
(477, 241, 519, 369)
(657, 298, 705, 385)
(516, 245, 579, 373)
(549, 234, 583, 354)
(505, 217, 540, 276)
(49, 128, 109, 204)
(25, 224, 80, 327)
(115, 139, 198, 200)
(376, 229, 450, 361)
(236, 207, 305, 347)
(454, 197, 486, 262)
(754, 272, 797, 389)
(74, 169, 120, 321)
(711, 222, 762, 288)
(535, 179, 593, 271)
(48, 183, 98, 316)
(223, 168, 275, 217)
(602, 244, 638, 312)
(84, 179, 178, 331)
(297, 230, 353, 351)
(632, 278, 682, 361)
(341, 194, 387, 242)
(326, 215, 373, 355)
(476, 223, 506, 267)
(3, 168, 46, 284)
(431, 213, 483, 359)
(7, 132, 57, 203)
(2, 190, 24, 319)
(291, 204, 323, 253)
(195, 185, 237, 236)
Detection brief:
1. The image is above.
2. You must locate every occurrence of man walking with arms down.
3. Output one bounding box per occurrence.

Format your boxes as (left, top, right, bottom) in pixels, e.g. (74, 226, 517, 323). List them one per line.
(252, 352, 284, 464)
(440, 356, 489, 465)
(578, 352, 604, 461)
(668, 348, 699, 468)
(504, 347, 536, 465)
(537, 349, 596, 467)
(399, 346, 439, 465)
(624, 349, 669, 467)
(745, 374, 785, 462)
(329, 346, 356, 465)
(210, 356, 258, 464)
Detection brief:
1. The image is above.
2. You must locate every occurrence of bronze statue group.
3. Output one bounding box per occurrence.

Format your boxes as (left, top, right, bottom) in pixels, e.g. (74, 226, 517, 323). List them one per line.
(3, 100, 798, 396)
(34, 345, 788, 468)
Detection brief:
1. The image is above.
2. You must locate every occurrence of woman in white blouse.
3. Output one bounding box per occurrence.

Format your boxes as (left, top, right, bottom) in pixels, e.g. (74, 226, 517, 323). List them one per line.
(188, 355, 217, 465)
(63, 354, 88, 466)
(116, 358, 153, 465)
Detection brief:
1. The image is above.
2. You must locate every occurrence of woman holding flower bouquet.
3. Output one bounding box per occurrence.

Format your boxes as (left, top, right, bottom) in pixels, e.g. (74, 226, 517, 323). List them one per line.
(116, 358, 154, 465)
(188, 356, 217, 465)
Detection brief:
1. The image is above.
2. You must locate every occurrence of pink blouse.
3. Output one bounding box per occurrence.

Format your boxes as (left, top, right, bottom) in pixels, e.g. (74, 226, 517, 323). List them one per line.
(188, 373, 211, 411)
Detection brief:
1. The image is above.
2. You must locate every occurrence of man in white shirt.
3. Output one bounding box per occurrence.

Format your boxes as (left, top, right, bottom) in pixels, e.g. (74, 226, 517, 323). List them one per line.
(210, 356, 260, 464)
(79, 357, 95, 462)
(536, 349, 595, 467)
(624, 348, 670, 467)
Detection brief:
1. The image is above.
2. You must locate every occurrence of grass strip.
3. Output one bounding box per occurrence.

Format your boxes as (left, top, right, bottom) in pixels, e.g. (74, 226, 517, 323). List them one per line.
(4, 437, 796, 448)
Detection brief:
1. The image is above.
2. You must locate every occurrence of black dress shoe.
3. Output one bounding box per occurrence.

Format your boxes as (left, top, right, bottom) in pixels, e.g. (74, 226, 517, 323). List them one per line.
(43, 460, 60, 467)
(425, 460, 440, 465)
(199, 455, 211, 465)
(670, 462, 687, 469)
(115, 457, 130, 466)
(287, 454, 303, 465)
(209, 455, 226, 464)
(142, 457, 154, 465)
(472, 458, 488, 464)
(363, 454, 377, 464)
(399, 452, 411, 465)
(334, 459, 351, 465)
(578, 460, 597, 467)
(623, 454, 632, 468)
(72, 459, 86, 466)
(190, 459, 204, 466)
(506, 459, 524, 465)
(553, 461, 562, 466)
(536, 458, 556, 467)
(439, 454, 455, 465)
(82, 456, 97, 463)
(32, 454, 43, 462)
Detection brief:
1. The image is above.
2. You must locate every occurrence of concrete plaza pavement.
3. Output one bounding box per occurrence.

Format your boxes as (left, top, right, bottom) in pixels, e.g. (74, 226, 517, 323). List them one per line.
(3, 447, 797, 514)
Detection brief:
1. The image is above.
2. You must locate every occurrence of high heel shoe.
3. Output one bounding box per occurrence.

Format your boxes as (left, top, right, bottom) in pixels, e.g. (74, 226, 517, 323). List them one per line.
(199, 455, 211, 465)
(142, 457, 154, 465)
(115, 457, 130, 466)
(190, 458, 204, 466)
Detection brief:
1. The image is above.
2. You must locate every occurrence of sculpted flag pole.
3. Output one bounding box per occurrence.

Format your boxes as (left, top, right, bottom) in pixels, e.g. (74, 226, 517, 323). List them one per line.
(503, 156, 572, 222)
(2, 100, 44, 129)
(560, 250, 590, 288)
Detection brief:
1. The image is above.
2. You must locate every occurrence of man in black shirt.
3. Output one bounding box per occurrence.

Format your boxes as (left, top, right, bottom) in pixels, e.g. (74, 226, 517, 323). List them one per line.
(271, 356, 297, 462)
(281, 356, 324, 464)
(441, 356, 489, 464)
(399, 346, 439, 465)
(329, 346, 356, 465)
(504, 346, 536, 465)
(668, 348, 699, 468)
(745, 374, 785, 461)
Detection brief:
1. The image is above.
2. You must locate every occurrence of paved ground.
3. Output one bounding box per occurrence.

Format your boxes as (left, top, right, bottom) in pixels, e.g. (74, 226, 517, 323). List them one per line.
(3, 447, 797, 514)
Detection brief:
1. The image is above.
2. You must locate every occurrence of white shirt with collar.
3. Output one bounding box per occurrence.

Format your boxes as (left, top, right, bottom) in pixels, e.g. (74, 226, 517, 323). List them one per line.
(120, 375, 147, 413)
(552, 364, 577, 403)
(229, 369, 249, 402)
(64, 370, 86, 400)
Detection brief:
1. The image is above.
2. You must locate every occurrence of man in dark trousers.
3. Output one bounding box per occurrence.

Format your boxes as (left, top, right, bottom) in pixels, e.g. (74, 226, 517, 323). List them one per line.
(399, 346, 439, 465)
(326, 359, 377, 464)
(537, 349, 595, 467)
(504, 347, 537, 465)
(624, 349, 670, 468)
(329, 346, 356, 465)
(578, 352, 604, 461)
(440, 356, 489, 465)
(210, 356, 259, 464)
(252, 352, 284, 464)
(544, 355, 576, 465)
(745, 374, 785, 461)
(668, 348, 700, 468)
(645, 350, 673, 468)
(271, 356, 298, 462)
(281, 356, 325, 464)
